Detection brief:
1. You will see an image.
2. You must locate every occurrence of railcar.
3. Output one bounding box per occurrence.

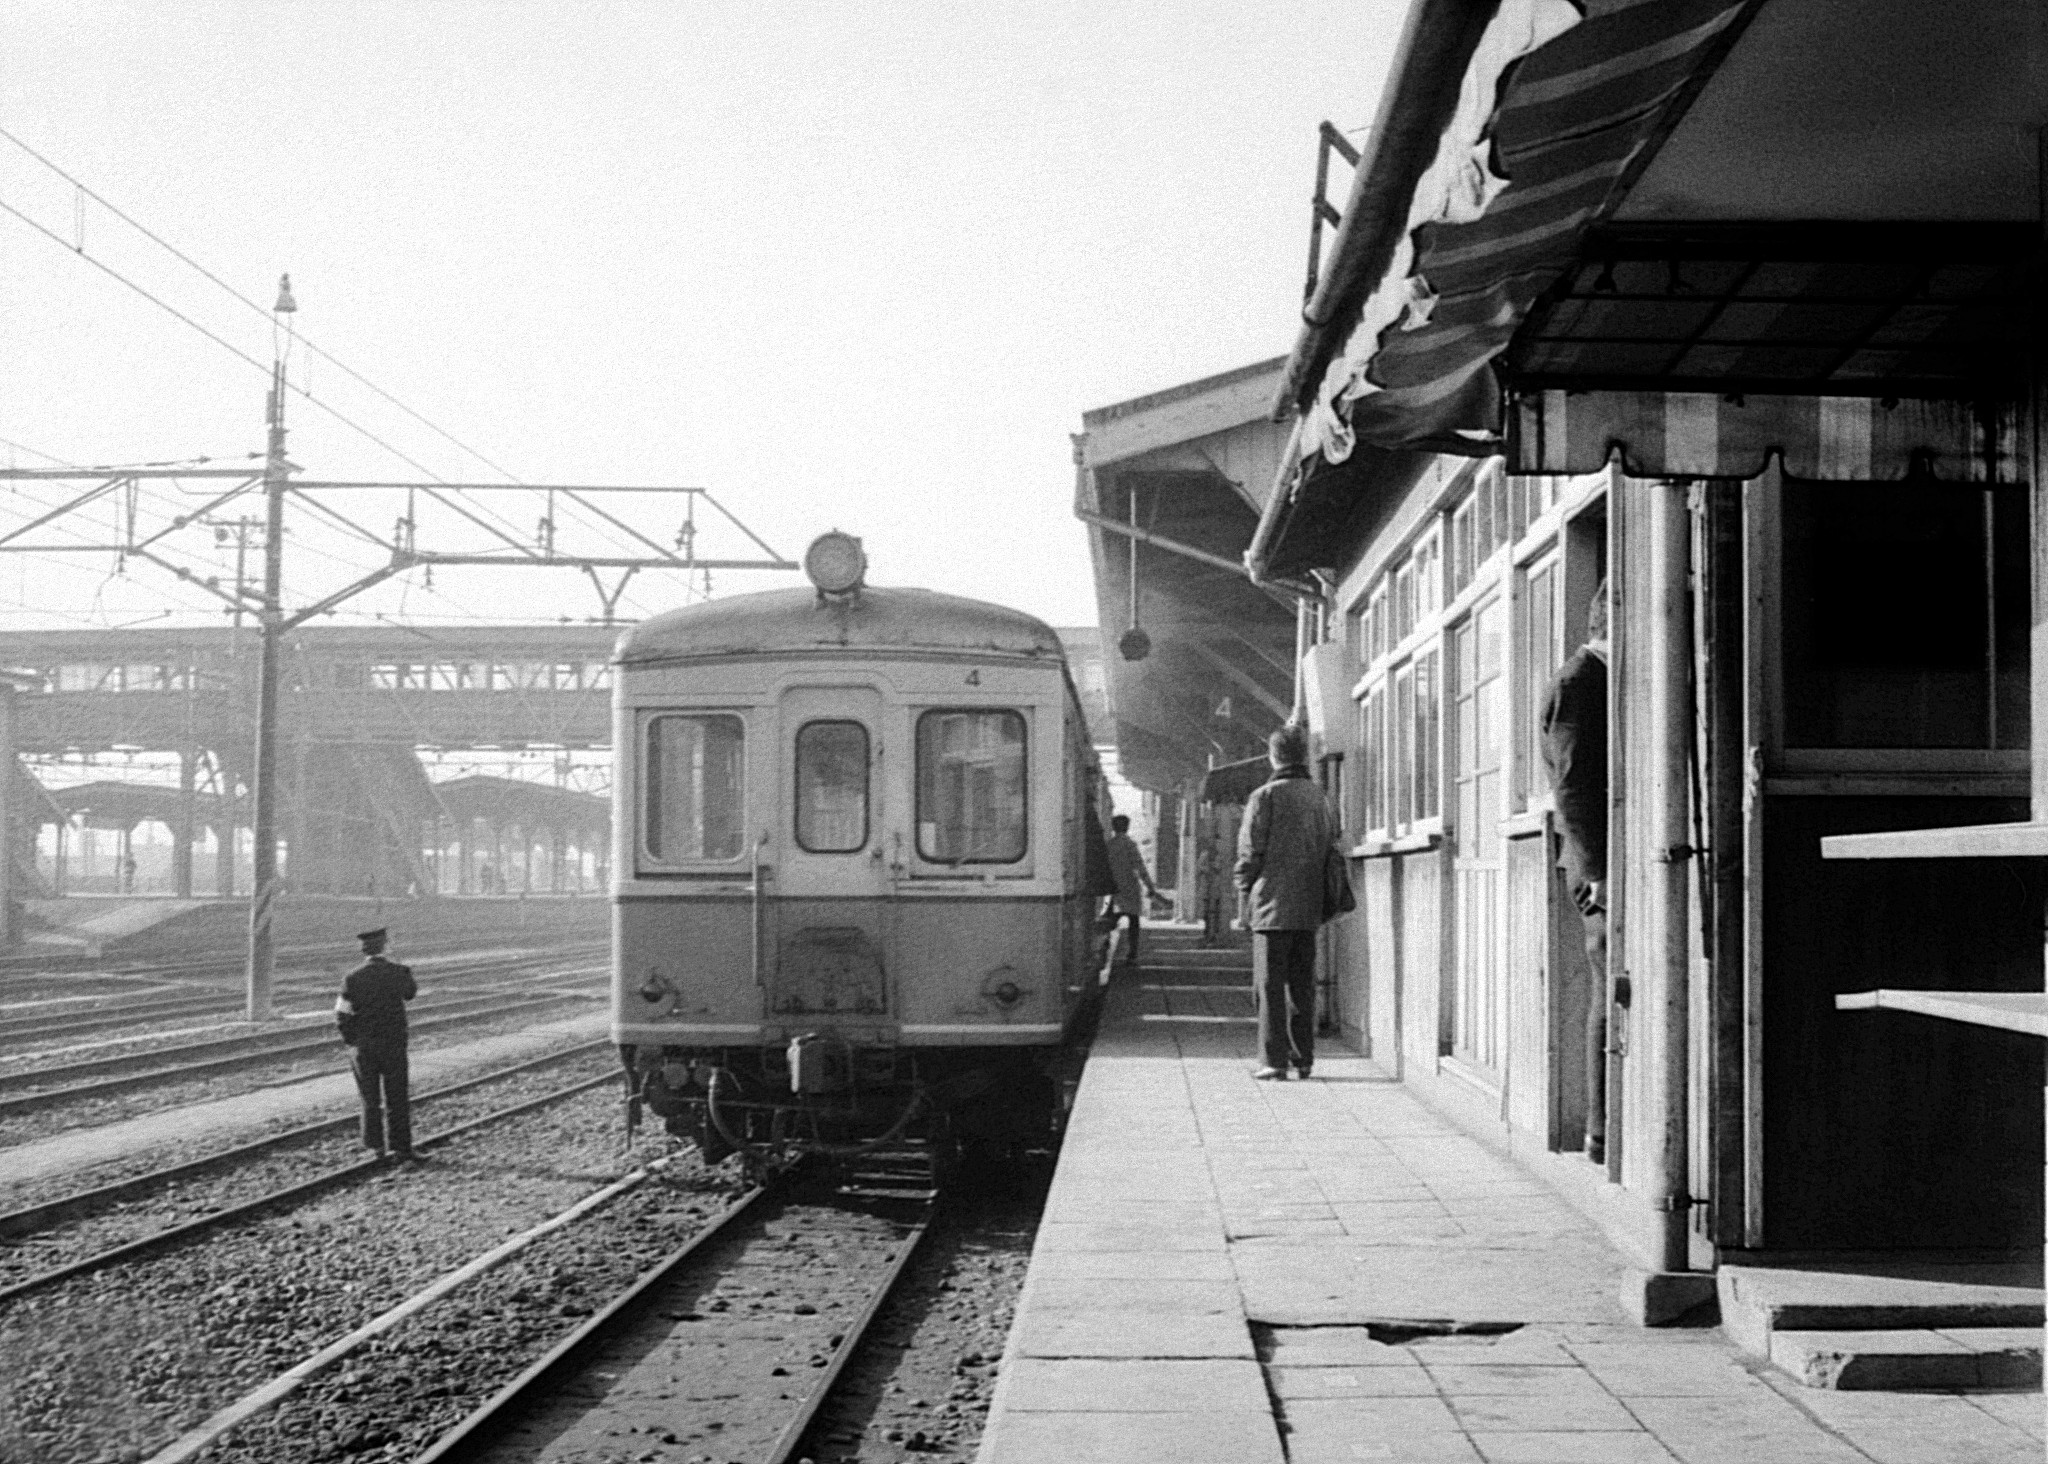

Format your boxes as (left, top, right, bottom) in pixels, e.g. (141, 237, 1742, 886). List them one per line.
(613, 532, 1111, 1167)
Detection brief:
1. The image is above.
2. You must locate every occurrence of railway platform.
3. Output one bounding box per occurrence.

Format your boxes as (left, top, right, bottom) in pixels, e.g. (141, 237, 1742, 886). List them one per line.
(977, 928, 2041, 1464)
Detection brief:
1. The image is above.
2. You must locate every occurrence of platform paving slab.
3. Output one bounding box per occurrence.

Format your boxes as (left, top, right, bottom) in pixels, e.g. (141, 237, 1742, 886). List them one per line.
(975, 940, 2045, 1464)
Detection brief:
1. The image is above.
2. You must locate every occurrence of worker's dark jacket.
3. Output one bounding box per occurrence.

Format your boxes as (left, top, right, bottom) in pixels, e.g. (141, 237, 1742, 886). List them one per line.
(1234, 765, 1338, 931)
(1539, 646, 1608, 886)
(337, 956, 416, 1049)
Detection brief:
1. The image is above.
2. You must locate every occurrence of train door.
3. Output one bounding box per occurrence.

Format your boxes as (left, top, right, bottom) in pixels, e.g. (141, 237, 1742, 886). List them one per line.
(767, 686, 893, 1024)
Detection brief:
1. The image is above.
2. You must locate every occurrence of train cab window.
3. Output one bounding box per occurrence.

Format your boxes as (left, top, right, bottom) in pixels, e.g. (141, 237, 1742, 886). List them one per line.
(916, 710, 1027, 864)
(795, 720, 869, 852)
(643, 714, 745, 862)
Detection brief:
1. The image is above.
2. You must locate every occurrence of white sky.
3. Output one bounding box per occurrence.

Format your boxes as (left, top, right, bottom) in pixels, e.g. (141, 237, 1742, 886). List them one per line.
(0, 2, 1400, 632)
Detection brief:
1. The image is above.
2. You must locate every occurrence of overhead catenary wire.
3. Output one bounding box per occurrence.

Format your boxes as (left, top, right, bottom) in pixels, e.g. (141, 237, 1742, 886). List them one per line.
(0, 192, 584, 563)
(0, 128, 695, 573)
(0, 145, 740, 631)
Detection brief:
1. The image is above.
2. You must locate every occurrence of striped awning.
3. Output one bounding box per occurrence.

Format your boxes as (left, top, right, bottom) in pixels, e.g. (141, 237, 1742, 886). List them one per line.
(1303, 0, 1755, 464)
(1508, 390, 2023, 482)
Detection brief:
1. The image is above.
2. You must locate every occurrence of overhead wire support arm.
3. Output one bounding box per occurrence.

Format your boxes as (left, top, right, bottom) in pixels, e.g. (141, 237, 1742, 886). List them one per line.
(405, 552, 796, 570)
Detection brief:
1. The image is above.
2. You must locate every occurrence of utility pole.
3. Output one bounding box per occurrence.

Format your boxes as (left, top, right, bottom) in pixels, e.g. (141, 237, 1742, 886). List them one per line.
(246, 275, 295, 1020)
(0, 273, 795, 1023)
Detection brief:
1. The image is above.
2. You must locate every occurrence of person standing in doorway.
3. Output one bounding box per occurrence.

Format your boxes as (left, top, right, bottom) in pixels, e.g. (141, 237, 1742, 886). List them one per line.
(1236, 724, 1338, 1080)
(1541, 582, 1610, 1164)
(335, 927, 418, 1159)
(1104, 814, 1159, 966)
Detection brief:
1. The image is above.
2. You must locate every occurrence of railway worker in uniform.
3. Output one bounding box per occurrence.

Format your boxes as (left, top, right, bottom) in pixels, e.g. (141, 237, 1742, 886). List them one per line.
(1540, 582, 1610, 1164)
(335, 927, 418, 1159)
(1104, 814, 1160, 966)
(1235, 724, 1338, 1081)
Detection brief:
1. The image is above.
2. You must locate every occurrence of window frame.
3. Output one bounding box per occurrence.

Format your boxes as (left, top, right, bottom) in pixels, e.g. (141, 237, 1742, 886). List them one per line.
(792, 718, 871, 854)
(638, 710, 749, 869)
(912, 706, 1031, 867)
(1754, 469, 2030, 783)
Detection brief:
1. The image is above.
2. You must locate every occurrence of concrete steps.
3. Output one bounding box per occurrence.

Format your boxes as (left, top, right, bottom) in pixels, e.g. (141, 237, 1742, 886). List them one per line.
(1720, 1262, 2042, 1391)
(1769, 1327, 2040, 1390)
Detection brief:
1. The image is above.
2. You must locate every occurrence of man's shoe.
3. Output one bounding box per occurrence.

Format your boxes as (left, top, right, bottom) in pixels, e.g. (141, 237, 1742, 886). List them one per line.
(1586, 1139, 1605, 1165)
(1252, 1066, 1288, 1081)
(1294, 1065, 1314, 1079)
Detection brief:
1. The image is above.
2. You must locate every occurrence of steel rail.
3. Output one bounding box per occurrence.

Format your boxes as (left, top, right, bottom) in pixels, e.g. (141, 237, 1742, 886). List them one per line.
(0, 1068, 626, 1306)
(407, 1182, 777, 1464)
(0, 1039, 612, 1239)
(410, 1176, 939, 1464)
(0, 943, 610, 1024)
(763, 1204, 937, 1464)
(0, 950, 604, 1039)
(0, 934, 608, 989)
(0, 984, 588, 1091)
(0, 965, 589, 1043)
(0, 992, 592, 1118)
(0, 991, 245, 1041)
(0, 958, 608, 1066)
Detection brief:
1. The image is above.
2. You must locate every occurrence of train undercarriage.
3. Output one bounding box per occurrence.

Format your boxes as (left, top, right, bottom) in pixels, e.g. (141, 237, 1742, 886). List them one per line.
(622, 1038, 1066, 1177)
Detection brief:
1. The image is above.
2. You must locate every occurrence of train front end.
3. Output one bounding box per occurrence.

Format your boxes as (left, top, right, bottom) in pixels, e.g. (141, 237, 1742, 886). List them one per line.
(611, 536, 1095, 1167)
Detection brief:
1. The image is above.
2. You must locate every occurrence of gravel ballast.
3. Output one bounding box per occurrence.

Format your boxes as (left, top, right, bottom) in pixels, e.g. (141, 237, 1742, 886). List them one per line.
(0, 1086, 716, 1464)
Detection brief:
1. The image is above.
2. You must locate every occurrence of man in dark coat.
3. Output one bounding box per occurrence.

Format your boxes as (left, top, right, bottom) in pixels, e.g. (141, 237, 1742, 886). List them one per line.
(1235, 723, 1339, 1081)
(1104, 814, 1160, 966)
(336, 927, 418, 1158)
(1540, 585, 1610, 1163)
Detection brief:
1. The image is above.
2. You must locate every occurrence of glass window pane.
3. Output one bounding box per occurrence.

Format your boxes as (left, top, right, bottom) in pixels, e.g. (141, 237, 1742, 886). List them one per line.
(1416, 649, 1440, 822)
(644, 714, 745, 862)
(795, 721, 869, 853)
(1782, 483, 2001, 748)
(916, 710, 1027, 864)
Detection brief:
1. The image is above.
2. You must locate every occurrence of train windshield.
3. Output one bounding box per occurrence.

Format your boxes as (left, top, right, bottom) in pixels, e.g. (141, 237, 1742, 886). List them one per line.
(915, 709, 1026, 864)
(644, 713, 745, 862)
(795, 720, 869, 852)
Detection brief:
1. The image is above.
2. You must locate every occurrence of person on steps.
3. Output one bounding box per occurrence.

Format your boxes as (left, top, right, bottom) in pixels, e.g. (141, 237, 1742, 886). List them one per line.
(1103, 814, 1160, 966)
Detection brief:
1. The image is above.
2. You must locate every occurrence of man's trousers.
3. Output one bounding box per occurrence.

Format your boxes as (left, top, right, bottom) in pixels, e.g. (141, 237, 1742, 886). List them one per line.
(1569, 879, 1607, 1160)
(352, 1042, 412, 1155)
(1255, 929, 1318, 1070)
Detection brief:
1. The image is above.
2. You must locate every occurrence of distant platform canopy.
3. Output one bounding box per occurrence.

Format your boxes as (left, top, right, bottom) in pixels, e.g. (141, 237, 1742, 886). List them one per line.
(431, 774, 609, 834)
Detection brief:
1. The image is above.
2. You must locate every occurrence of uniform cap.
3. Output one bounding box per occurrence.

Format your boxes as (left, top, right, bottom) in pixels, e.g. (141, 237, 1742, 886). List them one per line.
(357, 927, 388, 945)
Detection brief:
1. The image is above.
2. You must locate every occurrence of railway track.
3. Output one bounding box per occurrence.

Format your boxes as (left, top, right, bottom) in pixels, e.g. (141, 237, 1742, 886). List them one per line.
(0, 984, 602, 1119)
(0, 1038, 616, 1245)
(412, 1157, 938, 1464)
(0, 940, 609, 1041)
(0, 1051, 626, 1305)
(130, 1154, 942, 1464)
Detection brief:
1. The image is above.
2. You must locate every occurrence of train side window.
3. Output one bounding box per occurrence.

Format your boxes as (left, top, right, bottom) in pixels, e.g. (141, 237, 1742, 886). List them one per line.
(915, 709, 1027, 864)
(795, 720, 869, 853)
(643, 713, 746, 862)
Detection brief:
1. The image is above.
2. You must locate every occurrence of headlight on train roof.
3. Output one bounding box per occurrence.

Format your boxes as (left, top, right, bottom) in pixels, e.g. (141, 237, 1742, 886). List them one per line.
(805, 530, 867, 595)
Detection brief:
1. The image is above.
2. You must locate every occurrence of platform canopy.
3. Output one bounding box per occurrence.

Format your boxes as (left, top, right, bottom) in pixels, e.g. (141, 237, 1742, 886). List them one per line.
(46, 778, 217, 831)
(1074, 359, 1302, 794)
(1257, 0, 2044, 576)
(432, 774, 609, 836)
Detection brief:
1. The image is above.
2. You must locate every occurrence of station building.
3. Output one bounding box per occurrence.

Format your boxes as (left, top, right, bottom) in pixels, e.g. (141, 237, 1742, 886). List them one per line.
(1083, 0, 2045, 1324)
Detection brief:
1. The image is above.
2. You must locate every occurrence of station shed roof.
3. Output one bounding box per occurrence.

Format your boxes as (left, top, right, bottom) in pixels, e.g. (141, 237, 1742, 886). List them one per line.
(1073, 358, 1302, 794)
(44, 778, 216, 830)
(431, 774, 609, 834)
